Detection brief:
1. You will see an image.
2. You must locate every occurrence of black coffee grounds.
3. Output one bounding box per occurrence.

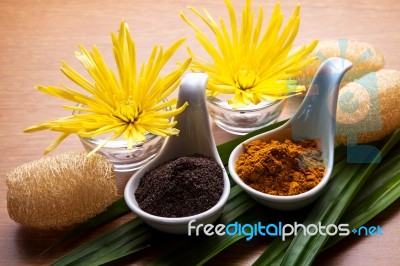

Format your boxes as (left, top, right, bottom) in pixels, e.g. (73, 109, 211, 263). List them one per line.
(134, 154, 224, 218)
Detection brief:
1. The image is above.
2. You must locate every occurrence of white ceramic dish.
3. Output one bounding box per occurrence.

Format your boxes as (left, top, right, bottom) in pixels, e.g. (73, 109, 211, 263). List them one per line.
(229, 58, 352, 211)
(124, 73, 230, 234)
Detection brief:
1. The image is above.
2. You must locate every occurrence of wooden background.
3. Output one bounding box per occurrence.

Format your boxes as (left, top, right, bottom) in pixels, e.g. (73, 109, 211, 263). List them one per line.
(1, 0, 399, 265)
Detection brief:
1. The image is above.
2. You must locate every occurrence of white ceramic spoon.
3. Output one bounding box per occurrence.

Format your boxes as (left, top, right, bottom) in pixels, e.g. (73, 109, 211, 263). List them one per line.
(229, 57, 353, 210)
(124, 73, 230, 234)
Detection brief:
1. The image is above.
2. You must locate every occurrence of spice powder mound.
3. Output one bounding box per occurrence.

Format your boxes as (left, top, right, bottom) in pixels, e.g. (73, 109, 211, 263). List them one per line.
(135, 155, 224, 218)
(235, 139, 325, 196)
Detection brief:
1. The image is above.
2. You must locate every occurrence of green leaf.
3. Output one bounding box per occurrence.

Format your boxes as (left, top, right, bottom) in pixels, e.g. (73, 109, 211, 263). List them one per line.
(253, 150, 399, 265)
(51, 218, 152, 265)
(280, 129, 400, 266)
(252, 236, 291, 266)
(324, 145, 400, 249)
(254, 129, 400, 266)
(254, 146, 400, 265)
(348, 145, 400, 206)
(95, 231, 161, 265)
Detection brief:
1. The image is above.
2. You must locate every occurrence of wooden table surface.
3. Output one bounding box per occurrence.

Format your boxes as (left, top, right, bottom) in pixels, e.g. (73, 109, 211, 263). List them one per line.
(1, 0, 399, 265)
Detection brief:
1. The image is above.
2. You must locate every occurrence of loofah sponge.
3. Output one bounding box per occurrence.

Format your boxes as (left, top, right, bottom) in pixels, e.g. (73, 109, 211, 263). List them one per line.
(297, 40, 385, 86)
(336, 69, 400, 144)
(6, 151, 119, 230)
(295, 39, 400, 144)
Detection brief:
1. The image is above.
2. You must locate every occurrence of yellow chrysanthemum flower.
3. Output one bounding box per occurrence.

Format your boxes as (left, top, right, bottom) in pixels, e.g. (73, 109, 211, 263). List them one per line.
(24, 21, 191, 155)
(181, 0, 318, 108)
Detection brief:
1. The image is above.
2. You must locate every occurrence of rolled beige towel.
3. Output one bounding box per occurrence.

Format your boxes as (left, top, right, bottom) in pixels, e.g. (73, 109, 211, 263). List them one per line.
(6, 152, 119, 230)
(336, 69, 400, 144)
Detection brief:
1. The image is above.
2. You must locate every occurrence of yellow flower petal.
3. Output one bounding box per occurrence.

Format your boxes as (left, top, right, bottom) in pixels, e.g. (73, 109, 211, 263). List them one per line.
(44, 133, 70, 154)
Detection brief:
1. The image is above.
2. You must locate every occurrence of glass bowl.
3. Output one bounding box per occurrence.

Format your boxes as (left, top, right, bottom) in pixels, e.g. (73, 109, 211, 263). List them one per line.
(79, 133, 166, 173)
(206, 95, 285, 135)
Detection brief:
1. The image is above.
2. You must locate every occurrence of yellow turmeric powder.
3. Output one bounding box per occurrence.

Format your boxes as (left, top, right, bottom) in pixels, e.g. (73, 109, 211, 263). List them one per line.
(235, 139, 325, 196)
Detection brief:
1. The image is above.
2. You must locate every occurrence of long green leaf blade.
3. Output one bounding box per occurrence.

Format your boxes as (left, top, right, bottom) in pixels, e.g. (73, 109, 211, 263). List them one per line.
(280, 129, 400, 266)
(95, 231, 159, 265)
(324, 148, 400, 248)
(252, 236, 291, 266)
(253, 130, 400, 266)
(51, 218, 150, 265)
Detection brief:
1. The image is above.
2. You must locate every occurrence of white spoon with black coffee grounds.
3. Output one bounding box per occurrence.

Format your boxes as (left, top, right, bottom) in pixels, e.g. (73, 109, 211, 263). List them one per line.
(124, 72, 230, 234)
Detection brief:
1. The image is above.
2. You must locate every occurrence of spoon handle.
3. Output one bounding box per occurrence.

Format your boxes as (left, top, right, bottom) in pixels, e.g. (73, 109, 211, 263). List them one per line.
(160, 73, 219, 160)
(291, 57, 353, 140)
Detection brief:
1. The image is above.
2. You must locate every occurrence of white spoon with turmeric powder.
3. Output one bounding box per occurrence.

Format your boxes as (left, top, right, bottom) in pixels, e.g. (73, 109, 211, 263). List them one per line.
(229, 57, 352, 211)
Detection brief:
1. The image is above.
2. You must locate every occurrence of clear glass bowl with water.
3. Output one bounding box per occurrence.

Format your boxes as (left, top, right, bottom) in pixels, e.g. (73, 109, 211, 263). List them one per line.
(206, 95, 285, 135)
(79, 133, 165, 173)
